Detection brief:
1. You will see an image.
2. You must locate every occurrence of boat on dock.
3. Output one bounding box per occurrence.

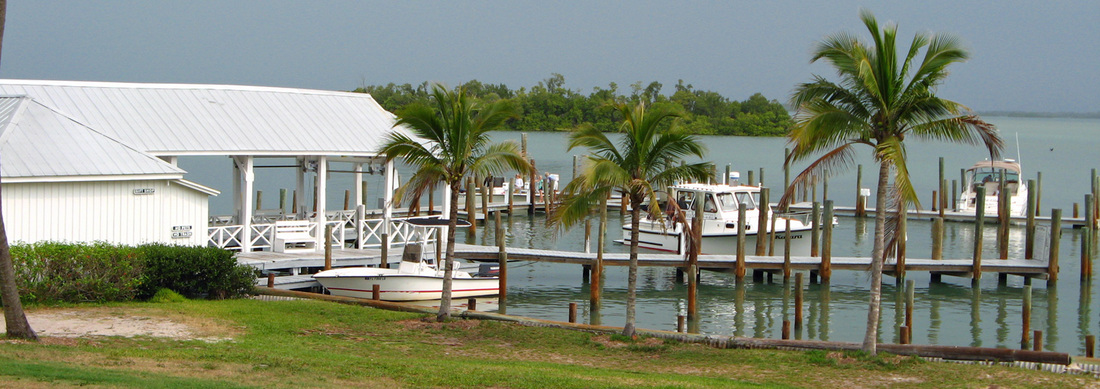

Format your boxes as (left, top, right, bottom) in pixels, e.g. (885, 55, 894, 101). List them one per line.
(620, 183, 818, 256)
(312, 219, 499, 301)
(958, 159, 1027, 217)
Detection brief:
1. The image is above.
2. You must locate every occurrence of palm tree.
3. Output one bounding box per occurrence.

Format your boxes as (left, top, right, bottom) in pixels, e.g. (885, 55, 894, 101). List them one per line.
(553, 102, 711, 336)
(784, 9, 1001, 354)
(380, 84, 531, 321)
(0, 0, 36, 341)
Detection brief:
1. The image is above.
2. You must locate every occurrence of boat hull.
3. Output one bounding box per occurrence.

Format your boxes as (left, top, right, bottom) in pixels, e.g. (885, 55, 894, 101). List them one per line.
(314, 269, 499, 301)
(623, 226, 813, 256)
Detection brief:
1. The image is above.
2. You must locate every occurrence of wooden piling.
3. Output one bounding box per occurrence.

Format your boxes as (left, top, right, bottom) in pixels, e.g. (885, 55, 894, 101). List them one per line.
(900, 326, 910, 345)
(759, 167, 765, 188)
(529, 159, 537, 215)
(822, 170, 828, 201)
(380, 233, 389, 269)
(482, 179, 490, 221)
(973, 186, 986, 281)
(568, 302, 577, 323)
(782, 320, 791, 340)
(932, 217, 944, 260)
(291, 189, 299, 214)
(897, 206, 908, 278)
(939, 157, 946, 217)
(1026, 179, 1037, 259)
(690, 191, 703, 317)
(811, 202, 820, 257)
(783, 218, 792, 280)
(736, 203, 747, 280)
(1049, 209, 1062, 282)
(855, 165, 865, 217)
(584, 220, 592, 254)
(952, 179, 958, 211)
(1022, 285, 1032, 349)
(1036, 172, 1043, 216)
(1034, 330, 1043, 352)
(794, 273, 804, 330)
(998, 172, 1009, 259)
(1075, 203, 1080, 219)
(905, 279, 915, 338)
(1082, 226, 1092, 280)
(747, 170, 755, 187)
(468, 298, 477, 311)
(428, 185, 434, 214)
(725, 164, 732, 185)
(1087, 335, 1096, 358)
(821, 200, 833, 281)
(372, 284, 380, 300)
(932, 190, 938, 212)
(256, 190, 263, 210)
(592, 195, 607, 312)
(279, 188, 287, 212)
(756, 188, 769, 256)
(324, 224, 333, 270)
(507, 180, 514, 214)
(344, 189, 350, 211)
(678, 315, 686, 333)
(496, 211, 508, 300)
(266, 273, 275, 288)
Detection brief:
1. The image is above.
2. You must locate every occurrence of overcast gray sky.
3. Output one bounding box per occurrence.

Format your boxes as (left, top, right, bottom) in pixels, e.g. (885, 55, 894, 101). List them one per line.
(3, 1, 1097, 113)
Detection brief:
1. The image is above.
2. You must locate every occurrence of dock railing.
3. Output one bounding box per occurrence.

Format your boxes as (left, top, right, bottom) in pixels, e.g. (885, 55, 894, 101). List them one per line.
(208, 213, 439, 252)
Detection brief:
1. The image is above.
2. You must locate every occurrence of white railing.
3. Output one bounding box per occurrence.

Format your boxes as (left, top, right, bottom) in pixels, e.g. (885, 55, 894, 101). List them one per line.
(208, 214, 441, 251)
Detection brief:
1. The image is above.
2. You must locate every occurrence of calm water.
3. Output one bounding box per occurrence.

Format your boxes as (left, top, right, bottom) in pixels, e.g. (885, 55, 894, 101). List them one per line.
(180, 116, 1100, 354)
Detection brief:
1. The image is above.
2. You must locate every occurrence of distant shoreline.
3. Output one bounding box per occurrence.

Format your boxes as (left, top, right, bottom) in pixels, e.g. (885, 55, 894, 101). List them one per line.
(978, 111, 1100, 119)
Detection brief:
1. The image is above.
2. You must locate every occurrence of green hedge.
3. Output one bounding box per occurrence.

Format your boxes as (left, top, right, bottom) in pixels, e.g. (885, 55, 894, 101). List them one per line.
(4, 242, 255, 304)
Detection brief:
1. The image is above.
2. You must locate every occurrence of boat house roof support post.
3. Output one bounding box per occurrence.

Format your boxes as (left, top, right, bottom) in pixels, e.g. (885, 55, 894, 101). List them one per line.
(383, 159, 395, 242)
(354, 162, 364, 208)
(236, 156, 255, 252)
(295, 157, 306, 215)
(315, 156, 328, 249)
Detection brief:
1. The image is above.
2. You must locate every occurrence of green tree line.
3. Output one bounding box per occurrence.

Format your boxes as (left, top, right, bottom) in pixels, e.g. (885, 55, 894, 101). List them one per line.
(353, 74, 792, 136)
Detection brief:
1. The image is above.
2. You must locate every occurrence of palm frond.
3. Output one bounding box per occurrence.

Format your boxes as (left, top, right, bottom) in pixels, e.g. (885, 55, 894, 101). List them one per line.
(779, 143, 857, 207)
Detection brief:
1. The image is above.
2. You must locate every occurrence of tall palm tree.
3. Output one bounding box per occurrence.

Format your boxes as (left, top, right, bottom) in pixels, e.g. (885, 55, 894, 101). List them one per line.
(381, 84, 531, 321)
(0, 0, 36, 341)
(784, 9, 1001, 354)
(553, 102, 711, 336)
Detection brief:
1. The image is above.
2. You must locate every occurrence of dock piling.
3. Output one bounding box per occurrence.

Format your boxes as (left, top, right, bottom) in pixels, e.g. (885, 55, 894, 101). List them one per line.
(782, 320, 791, 340)
(811, 202, 820, 257)
(1034, 330, 1043, 352)
(372, 284, 380, 300)
(266, 273, 275, 288)
(794, 273, 804, 331)
(973, 186, 986, 281)
(279, 188, 287, 212)
(939, 157, 946, 217)
(1087, 335, 1096, 358)
(855, 165, 865, 217)
(1026, 179, 1037, 259)
(736, 203, 747, 280)
(900, 326, 910, 345)
(897, 206, 907, 279)
(568, 302, 577, 323)
(324, 224, 332, 270)
(256, 190, 263, 210)
(1049, 209, 1062, 283)
(783, 218, 792, 280)
(380, 233, 389, 269)
(1022, 285, 1032, 349)
(932, 217, 944, 260)
(756, 188, 769, 256)
(496, 211, 508, 300)
(998, 172, 1009, 259)
(1082, 226, 1092, 280)
(905, 279, 915, 340)
(468, 298, 477, 311)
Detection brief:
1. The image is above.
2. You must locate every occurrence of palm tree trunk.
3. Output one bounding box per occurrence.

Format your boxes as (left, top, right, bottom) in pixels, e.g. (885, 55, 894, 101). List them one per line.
(623, 192, 642, 337)
(862, 162, 890, 354)
(437, 181, 461, 321)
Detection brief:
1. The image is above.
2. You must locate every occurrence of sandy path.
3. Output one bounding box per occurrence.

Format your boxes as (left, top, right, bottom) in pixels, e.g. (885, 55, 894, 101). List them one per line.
(2, 309, 214, 340)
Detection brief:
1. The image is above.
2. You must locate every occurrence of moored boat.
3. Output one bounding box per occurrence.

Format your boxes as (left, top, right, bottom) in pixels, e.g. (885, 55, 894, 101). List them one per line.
(957, 159, 1027, 217)
(620, 182, 819, 256)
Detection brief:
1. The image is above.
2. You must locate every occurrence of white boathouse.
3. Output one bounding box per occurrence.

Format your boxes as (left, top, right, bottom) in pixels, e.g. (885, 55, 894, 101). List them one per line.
(0, 79, 436, 251)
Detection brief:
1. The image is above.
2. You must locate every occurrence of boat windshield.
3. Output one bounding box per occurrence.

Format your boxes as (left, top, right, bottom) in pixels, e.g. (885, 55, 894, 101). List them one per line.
(733, 192, 757, 210)
(715, 192, 737, 212)
(969, 167, 1020, 185)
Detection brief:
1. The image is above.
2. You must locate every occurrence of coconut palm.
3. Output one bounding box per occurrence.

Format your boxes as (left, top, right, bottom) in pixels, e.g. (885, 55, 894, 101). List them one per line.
(553, 102, 711, 336)
(381, 84, 531, 321)
(0, 0, 36, 341)
(784, 9, 1002, 354)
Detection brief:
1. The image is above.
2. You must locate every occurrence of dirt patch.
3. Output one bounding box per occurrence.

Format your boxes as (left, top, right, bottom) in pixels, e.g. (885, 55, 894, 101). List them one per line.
(398, 317, 481, 331)
(0, 308, 233, 342)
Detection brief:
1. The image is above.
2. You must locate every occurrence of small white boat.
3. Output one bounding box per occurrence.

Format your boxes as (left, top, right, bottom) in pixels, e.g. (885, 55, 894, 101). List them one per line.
(313, 219, 499, 301)
(958, 159, 1027, 217)
(620, 183, 818, 256)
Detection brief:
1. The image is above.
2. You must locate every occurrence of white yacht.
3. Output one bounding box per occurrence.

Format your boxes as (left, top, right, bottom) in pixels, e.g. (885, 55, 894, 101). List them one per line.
(620, 183, 816, 256)
(958, 159, 1027, 217)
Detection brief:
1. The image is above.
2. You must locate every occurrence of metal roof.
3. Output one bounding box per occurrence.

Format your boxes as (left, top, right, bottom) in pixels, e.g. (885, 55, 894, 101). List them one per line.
(0, 80, 413, 157)
(0, 96, 187, 181)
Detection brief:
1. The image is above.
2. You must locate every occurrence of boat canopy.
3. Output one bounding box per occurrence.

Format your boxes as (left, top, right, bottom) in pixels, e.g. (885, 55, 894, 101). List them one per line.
(966, 160, 1022, 184)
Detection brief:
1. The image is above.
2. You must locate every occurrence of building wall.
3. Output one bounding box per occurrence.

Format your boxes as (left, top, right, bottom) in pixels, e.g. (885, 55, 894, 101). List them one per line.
(2, 179, 210, 246)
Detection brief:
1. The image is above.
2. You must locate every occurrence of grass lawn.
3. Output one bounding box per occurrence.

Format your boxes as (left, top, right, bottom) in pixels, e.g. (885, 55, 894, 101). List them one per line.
(0, 297, 1095, 388)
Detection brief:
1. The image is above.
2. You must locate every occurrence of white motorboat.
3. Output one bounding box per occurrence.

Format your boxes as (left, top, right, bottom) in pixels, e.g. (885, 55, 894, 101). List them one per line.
(313, 219, 499, 301)
(620, 183, 818, 256)
(958, 159, 1027, 217)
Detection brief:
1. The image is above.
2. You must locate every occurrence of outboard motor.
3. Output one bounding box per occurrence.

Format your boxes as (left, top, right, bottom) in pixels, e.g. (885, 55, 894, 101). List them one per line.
(478, 263, 500, 277)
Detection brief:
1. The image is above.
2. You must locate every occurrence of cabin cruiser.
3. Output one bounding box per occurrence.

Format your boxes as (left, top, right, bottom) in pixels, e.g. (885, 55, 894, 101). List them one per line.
(620, 183, 817, 256)
(958, 159, 1027, 217)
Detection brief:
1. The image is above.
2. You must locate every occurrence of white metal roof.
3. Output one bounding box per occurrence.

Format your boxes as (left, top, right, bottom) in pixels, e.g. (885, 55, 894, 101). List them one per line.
(0, 96, 188, 181)
(0, 79, 412, 157)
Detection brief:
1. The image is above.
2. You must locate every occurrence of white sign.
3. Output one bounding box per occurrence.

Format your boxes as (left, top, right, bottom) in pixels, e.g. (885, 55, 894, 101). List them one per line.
(172, 225, 192, 232)
(133, 188, 156, 195)
(172, 231, 193, 239)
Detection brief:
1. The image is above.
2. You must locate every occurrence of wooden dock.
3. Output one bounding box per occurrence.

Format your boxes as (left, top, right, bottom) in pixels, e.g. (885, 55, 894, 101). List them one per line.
(786, 202, 1092, 228)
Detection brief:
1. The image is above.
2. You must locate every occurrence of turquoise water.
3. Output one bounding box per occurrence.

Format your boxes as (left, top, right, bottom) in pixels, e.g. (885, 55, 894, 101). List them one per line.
(180, 116, 1100, 354)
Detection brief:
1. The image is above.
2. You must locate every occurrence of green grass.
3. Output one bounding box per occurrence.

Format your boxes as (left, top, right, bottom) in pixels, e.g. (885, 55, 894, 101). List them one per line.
(0, 298, 1093, 388)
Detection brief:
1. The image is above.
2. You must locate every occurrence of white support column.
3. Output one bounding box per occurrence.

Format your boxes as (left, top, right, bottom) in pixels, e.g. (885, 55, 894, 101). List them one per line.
(354, 162, 364, 207)
(295, 157, 306, 216)
(315, 156, 328, 249)
(383, 159, 395, 248)
(240, 156, 255, 252)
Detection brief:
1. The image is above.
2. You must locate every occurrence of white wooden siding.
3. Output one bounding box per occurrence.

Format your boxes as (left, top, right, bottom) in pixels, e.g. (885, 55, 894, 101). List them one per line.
(2, 179, 209, 246)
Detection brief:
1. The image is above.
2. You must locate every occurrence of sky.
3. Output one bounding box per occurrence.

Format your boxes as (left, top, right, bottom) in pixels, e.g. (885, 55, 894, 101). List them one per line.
(3, 1, 1097, 113)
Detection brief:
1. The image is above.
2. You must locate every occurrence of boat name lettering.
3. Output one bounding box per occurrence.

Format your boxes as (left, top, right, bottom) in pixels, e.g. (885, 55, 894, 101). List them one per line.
(363, 276, 386, 280)
(133, 188, 155, 195)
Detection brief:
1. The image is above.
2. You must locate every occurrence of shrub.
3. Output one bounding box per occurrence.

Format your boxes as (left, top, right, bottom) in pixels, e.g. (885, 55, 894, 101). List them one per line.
(137, 244, 255, 300)
(8, 241, 144, 303)
(149, 288, 187, 303)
